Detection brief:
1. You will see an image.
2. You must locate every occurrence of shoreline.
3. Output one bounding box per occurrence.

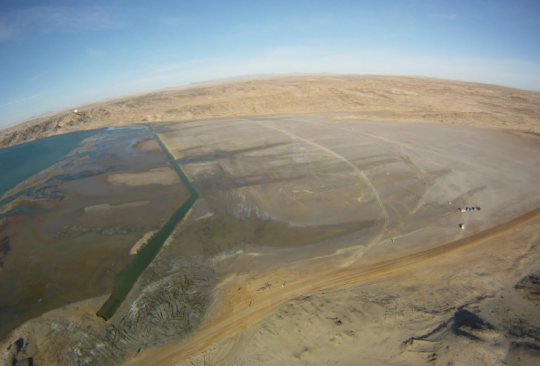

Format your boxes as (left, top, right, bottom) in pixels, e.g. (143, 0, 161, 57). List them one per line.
(96, 124, 199, 320)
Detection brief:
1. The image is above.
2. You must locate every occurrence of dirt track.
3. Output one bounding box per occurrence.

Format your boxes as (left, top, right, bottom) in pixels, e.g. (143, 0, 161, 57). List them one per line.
(2, 76, 540, 365)
(124, 204, 540, 366)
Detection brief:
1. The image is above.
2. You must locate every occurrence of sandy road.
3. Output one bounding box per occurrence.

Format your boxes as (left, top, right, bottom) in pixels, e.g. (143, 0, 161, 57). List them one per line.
(124, 205, 540, 366)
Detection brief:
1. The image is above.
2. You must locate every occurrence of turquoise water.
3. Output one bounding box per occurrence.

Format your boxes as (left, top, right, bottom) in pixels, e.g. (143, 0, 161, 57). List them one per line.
(0, 130, 100, 199)
(0, 125, 196, 321)
(96, 124, 199, 320)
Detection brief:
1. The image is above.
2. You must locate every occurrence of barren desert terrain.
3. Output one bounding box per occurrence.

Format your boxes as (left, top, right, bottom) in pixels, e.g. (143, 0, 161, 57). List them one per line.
(1, 75, 540, 149)
(1, 76, 540, 366)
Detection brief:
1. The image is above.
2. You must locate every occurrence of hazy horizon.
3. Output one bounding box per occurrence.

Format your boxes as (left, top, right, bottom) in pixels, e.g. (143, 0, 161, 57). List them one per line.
(1, 0, 539, 127)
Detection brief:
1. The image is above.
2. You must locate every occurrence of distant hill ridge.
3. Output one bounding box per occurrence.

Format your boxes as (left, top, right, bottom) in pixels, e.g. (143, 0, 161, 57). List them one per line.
(1, 74, 540, 149)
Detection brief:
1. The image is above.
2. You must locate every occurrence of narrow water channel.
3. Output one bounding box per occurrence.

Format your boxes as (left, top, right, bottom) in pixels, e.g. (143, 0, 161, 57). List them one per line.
(96, 124, 198, 320)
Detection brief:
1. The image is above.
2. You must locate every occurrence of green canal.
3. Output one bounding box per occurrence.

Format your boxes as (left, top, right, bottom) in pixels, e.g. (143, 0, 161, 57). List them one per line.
(96, 124, 198, 320)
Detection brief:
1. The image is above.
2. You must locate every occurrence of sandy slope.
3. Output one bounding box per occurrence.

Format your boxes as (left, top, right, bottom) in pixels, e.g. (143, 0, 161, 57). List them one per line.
(124, 207, 540, 366)
(2, 76, 540, 366)
(1, 75, 540, 149)
(119, 116, 540, 366)
(175, 218, 540, 366)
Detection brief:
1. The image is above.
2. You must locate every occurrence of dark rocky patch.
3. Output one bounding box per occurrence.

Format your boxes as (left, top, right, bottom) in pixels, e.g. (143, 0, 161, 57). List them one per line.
(451, 308, 495, 340)
(0, 235, 10, 268)
(510, 341, 540, 352)
(515, 274, 540, 302)
(5, 337, 33, 366)
(402, 321, 449, 348)
(507, 319, 540, 343)
(507, 341, 540, 365)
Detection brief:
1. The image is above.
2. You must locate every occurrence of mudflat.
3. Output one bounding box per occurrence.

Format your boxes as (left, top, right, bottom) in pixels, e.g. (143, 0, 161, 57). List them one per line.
(1, 111, 539, 365)
(1, 76, 540, 366)
(121, 115, 540, 365)
(0, 126, 189, 340)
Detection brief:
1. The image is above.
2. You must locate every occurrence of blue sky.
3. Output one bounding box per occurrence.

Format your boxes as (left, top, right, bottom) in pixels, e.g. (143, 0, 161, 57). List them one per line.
(0, 0, 539, 127)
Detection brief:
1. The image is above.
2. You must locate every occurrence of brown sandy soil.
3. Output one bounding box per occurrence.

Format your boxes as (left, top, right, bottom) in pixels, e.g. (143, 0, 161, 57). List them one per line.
(3, 115, 535, 365)
(0, 126, 191, 342)
(84, 201, 151, 214)
(1, 77, 540, 365)
(127, 211, 540, 366)
(107, 167, 181, 186)
(132, 139, 162, 151)
(129, 231, 156, 255)
(1, 75, 540, 149)
(168, 215, 540, 366)
(0, 296, 110, 365)
(118, 116, 540, 366)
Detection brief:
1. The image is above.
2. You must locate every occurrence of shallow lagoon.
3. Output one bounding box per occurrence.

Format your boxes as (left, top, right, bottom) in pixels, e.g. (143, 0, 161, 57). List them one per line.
(0, 130, 100, 199)
(0, 126, 189, 338)
(97, 124, 198, 320)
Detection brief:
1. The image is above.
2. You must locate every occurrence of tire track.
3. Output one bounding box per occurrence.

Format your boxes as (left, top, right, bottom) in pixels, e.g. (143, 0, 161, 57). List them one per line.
(124, 205, 540, 366)
(252, 120, 390, 267)
(314, 120, 473, 243)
